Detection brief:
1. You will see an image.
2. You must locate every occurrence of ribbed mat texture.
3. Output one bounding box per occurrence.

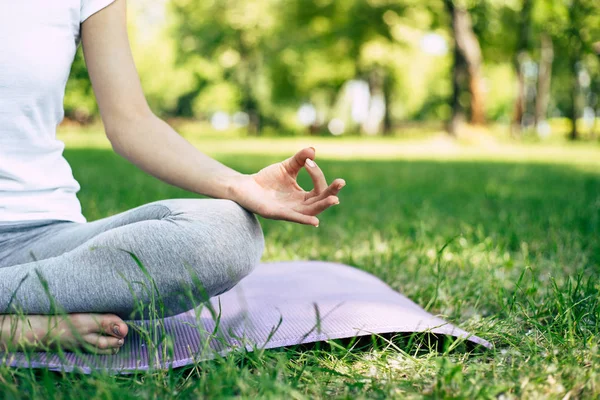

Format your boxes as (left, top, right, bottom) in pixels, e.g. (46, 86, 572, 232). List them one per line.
(1, 261, 490, 373)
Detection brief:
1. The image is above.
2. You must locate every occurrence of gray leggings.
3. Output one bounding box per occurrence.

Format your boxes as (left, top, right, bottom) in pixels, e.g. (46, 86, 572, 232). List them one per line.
(0, 199, 264, 319)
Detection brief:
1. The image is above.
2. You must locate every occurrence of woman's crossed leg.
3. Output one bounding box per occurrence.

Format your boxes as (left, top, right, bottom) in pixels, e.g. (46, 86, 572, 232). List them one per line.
(0, 199, 264, 354)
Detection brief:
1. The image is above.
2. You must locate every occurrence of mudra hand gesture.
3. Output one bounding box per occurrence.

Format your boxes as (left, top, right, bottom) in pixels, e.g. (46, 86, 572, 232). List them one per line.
(231, 147, 345, 227)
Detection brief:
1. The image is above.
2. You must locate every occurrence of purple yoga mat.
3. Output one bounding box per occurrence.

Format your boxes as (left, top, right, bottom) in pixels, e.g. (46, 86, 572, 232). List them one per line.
(1, 261, 491, 374)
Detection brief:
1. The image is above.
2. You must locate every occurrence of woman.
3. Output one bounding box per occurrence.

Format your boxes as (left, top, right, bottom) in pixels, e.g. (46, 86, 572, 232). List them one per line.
(0, 0, 344, 355)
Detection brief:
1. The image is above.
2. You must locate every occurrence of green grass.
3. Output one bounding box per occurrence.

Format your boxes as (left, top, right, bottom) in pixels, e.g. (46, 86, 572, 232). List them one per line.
(1, 130, 600, 398)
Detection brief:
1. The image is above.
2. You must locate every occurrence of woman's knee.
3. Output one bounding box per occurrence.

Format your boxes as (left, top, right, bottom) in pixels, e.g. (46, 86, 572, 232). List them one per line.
(156, 199, 264, 305)
(155, 198, 264, 253)
(196, 199, 265, 281)
(177, 198, 263, 254)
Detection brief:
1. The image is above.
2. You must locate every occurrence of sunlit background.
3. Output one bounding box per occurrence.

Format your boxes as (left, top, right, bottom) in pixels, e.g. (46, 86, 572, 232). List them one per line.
(63, 0, 600, 141)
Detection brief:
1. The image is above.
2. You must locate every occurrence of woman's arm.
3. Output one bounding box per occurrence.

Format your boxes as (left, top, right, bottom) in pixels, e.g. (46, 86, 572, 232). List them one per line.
(81, 0, 344, 226)
(81, 0, 240, 201)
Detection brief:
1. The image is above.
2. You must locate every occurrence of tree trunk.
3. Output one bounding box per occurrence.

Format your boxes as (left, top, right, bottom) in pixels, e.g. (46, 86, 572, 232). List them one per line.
(382, 72, 393, 135)
(447, 39, 467, 135)
(567, 32, 580, 141)
(592, 111, 598, 140)
(363, 68, 391, 136)
(241, 86, 261, 136)
(246, 109, 261, 135)
(591, 43, 600, 140)
(512, 63, 526, 135)
(569, 64, 580, 141)
(468, 67, 486, 125)
(567, 1, 583, 140)
(452, 3, 485, 124)
(512, 0, 533, 135)
(238, 37, 262, 136)
(444, 0, 486, 129)
(535, 34, 554, 126)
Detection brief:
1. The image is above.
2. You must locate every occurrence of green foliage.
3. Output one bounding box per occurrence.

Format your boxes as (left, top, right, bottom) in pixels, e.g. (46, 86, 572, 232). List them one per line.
(64, 48, 98, 123)
(530, 0, 600, 119)
(62, 0, 600, 137)
(169, 0, 281, 130)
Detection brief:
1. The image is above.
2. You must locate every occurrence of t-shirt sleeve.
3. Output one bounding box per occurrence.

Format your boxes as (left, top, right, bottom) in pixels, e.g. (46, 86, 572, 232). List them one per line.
(80, 0, 116, 23)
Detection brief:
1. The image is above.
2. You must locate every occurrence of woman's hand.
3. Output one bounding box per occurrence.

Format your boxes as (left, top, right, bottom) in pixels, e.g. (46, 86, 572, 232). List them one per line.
(229, 148, 345, 226)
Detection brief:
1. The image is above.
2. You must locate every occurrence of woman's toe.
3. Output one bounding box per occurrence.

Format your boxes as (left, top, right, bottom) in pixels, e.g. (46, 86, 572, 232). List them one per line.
(98, 315, 129, 339)
(83, 333, 124, 354)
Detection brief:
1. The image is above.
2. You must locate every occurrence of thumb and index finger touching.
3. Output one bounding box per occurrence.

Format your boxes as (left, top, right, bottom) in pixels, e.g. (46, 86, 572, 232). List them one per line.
(280, 146, 347, 226)
(283, 145, 346, 196)
(282, 147, 316, 176)
(284, 147, 329, 190)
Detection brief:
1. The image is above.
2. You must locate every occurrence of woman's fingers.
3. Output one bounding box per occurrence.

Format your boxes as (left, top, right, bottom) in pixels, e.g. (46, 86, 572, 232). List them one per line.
(297, 195, 339, 216)
(286, 210, 320, 227)
(269, 194, 340, 226)
(305, 179, 346, 205)
(304, 158, 328, 194)
(282, 147, 316, 176)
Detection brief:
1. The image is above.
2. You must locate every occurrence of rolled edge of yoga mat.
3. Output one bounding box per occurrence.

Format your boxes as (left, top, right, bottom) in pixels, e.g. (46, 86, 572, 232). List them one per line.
(1, 261, 491, 374)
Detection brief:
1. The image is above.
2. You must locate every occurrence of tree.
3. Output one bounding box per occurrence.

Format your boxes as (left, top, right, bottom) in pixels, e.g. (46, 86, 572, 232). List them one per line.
(511, 0, 534, 135)
(443, 0, 486, 135)
(170, 0, 279, 134)
(534, 33, 553, 127)
(593, 42, 600, 139)
(564, 0, 600, 140)
(279, 0, 410, 135)
(536, 0, 600, 140)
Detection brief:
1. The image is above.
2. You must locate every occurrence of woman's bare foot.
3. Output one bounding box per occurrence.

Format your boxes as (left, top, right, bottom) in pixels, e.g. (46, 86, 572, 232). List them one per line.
(0, 313, 129, 355)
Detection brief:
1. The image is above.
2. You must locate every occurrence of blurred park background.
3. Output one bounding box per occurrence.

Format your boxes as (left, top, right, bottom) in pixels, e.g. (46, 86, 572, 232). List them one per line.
(12, 0, 599, 396)
(64, 0, 600, 141)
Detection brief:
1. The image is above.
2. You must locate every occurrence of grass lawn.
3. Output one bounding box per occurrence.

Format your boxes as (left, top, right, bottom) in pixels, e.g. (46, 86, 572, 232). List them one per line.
(1, 129, 599, 398)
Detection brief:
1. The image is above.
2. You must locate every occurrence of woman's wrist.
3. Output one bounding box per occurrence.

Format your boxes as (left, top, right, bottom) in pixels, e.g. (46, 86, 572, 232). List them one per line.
(222, 173, 249, 203)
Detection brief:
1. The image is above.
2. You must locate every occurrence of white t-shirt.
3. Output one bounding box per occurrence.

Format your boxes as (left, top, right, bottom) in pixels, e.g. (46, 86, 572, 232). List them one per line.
(0, 0, 115, 223)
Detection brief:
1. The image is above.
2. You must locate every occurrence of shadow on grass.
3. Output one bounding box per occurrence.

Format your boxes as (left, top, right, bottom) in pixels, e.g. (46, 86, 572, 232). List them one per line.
(66, 148, 600, 264)
(0, 148, 598, 396)
(64, 146, 600, 322)
(65, 148, 600, 331)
